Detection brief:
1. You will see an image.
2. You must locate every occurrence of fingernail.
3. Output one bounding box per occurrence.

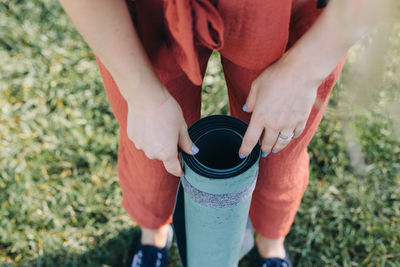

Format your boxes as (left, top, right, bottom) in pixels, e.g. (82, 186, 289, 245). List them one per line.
(239, 153, 246, 159)
(261, 152, 269, 158)
(191, 144, 199, 154)
(242, 104, 247, 112)
(272, 149, 279, 153)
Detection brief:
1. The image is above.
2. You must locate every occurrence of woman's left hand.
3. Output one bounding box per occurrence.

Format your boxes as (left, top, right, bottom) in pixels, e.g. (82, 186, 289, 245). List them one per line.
(238, 54, 322, 158)
(237, 0, 387, 158)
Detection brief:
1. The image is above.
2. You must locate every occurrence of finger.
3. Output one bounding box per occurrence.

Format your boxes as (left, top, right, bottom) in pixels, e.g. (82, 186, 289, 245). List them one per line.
(243, 83, 259, 113)
(144, 151, 156, 160)
(293, 122, 306, 139)
(261, 127, 280, 156)
(163, 155, 184, 177)
(127, 130, 142, 150)
(239, 117, 263, 157)
(178, 124, 198, 155)
(272, 128, 295, 153)
(132, 140, 142, 150)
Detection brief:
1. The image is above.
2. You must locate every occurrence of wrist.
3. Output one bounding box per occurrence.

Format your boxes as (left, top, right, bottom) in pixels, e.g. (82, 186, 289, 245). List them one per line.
(115, 72, 171, 109)
(281, 50, 326, 90)
(280, 2, 356, 88)
(283, 25, 348, 87)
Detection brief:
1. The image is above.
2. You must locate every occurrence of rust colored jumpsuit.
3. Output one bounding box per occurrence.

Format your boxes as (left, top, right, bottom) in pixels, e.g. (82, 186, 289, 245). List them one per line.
(96, 0, 346, 239)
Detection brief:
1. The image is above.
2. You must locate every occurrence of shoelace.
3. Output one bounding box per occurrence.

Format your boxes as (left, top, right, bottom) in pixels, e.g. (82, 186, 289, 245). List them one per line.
(131, 249, 164, 267)
(262, 258, 290, 267)
(131, 250, 143, 267)
(155, 252, 163, 267)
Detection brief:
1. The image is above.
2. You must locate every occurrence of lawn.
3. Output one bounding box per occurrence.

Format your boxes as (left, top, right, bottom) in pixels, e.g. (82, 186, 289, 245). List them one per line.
(0, 1, 399, 266)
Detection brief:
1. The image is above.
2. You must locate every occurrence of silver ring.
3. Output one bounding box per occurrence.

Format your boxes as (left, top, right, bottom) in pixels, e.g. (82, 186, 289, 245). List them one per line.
(279, 132, 294, 141)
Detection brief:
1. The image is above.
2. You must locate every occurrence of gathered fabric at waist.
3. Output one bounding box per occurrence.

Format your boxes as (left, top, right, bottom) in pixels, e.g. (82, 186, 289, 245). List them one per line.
(128, 0, 324, 85)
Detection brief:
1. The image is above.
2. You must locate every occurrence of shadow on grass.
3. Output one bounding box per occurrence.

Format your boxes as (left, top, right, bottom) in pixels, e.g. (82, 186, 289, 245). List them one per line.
(17, 227, 140, 267)
(15, 225, 260, 267)
(238, 247, 260, 267)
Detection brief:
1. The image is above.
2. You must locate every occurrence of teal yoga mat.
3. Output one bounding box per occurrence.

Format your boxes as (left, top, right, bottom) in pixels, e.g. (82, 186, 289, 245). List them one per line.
(173, 115, 261, 267)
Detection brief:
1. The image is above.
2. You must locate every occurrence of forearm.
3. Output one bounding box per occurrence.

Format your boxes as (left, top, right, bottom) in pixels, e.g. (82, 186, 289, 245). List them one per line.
(59, 0, 168, 104)
(285, 0, 394, 85)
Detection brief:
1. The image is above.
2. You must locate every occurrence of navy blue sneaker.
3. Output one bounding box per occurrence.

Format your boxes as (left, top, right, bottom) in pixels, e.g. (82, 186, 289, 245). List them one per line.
(256, 245, 293, 267)
(131, 225, 173, 267)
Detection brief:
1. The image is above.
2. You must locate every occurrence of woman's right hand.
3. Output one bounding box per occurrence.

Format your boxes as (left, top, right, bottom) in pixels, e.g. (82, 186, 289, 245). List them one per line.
(126, 88, 198, 177)
(59, 0, 199, 176)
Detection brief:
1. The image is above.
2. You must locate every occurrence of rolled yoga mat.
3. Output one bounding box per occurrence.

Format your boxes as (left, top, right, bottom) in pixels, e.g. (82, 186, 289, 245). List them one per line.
(172, 115, 261, 267)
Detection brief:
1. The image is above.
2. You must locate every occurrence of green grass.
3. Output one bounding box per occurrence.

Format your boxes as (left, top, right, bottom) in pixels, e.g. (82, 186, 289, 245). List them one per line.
(0, 0, 399, 266)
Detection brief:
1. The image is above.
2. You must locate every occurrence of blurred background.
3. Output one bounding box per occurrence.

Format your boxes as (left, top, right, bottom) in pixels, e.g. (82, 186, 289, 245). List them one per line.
(0, 0, 399, 266)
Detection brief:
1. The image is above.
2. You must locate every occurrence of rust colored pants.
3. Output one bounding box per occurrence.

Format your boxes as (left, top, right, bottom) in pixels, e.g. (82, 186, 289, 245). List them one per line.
(96, 0, 346, 239)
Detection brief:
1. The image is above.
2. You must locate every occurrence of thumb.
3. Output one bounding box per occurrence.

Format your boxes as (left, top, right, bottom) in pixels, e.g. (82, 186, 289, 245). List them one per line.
(243, 83, 259, 113)
(178, 124, 198, 155)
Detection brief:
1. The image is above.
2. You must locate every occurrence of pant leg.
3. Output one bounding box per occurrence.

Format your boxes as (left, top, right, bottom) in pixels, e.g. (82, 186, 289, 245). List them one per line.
(218, 0, 346, 240)
(222, 54, 346, 239)
(96, 46, 211, 229)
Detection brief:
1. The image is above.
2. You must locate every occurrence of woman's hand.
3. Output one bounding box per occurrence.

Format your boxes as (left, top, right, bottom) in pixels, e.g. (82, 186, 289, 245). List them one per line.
(238, 54, 321, 158)
(237, 0, 394, 159)
(126, 88, 198, 177)
(59, 0, 200, 176)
